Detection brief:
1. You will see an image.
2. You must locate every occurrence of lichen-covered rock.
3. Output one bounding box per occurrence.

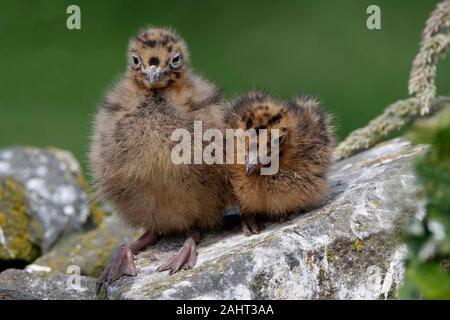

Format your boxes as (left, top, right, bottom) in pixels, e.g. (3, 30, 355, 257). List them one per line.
(0, 288, 36, 300)
(0, 269, 96, 300)
(0, 178, 42, 263)
(105, 138, 426, 300)
(0, 147, 105, 252)
(30, 216, 139, 277)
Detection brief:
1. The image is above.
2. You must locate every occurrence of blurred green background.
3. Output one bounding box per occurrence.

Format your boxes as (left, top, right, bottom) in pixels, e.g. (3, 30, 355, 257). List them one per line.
(0, 0, 449, 172)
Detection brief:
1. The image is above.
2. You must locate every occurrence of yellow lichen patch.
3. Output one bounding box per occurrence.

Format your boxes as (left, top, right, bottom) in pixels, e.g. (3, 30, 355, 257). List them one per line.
(89, 203, 106, 227)
(0, 178, 41, 261)
(217, 261, 225, 275)
(73, 162, 107, 227)
(75, 173, 91, 193)
(33, 216, 133, 277)
(80, 175, 108, 227)
(325, 247, 335, 262)
(0, 212, 7, 226)
(353, 239, 364, 252)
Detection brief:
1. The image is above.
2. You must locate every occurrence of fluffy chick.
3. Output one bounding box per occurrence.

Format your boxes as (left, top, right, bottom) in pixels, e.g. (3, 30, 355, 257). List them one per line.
(90, 27, 234, 291)
(226, 91, 334, 236)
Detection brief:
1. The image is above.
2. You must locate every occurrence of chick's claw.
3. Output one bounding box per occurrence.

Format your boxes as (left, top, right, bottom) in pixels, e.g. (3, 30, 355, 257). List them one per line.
(157, 237, 198, 275)
(242, 215, 264, 236)
(96, 244, 137, 295)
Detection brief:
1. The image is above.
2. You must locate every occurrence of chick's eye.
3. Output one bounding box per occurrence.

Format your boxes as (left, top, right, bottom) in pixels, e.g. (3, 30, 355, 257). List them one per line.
(132, 56, 140, 66)
(171, 54, 181, 66)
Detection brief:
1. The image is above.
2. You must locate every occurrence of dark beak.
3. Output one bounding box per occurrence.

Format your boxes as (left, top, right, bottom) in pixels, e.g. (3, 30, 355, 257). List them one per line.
(245, 151, 258, 175)
(245, 163, 257, 175)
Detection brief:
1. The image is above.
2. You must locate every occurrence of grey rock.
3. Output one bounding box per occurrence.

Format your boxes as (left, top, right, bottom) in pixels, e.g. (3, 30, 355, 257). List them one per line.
(0, 147, 93, 252)
(0, 288, 37, 300)
(105, 138, 426, 300)
(0, 268, 97, 300)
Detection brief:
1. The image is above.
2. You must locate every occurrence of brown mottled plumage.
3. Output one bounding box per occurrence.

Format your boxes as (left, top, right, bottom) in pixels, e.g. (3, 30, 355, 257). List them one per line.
(90, 27, 235, 290)
(226, 91, 334, 236)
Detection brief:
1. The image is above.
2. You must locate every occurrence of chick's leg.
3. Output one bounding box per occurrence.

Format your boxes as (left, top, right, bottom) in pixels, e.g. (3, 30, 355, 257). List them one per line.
(242, 214, 265, 236)
(157, 231, 201, 275)
(96, 231, 158, 293)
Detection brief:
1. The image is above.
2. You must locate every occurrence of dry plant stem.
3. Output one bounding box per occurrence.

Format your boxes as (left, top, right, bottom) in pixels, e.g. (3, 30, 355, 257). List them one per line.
(334, 96, 450, 160)
(336, 2, 450, 160)
(409, 0, 450, 115)
(422, 0, 450, 41)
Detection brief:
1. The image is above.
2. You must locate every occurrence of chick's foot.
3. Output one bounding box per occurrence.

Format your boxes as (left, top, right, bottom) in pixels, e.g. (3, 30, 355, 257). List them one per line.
(97, 245, 136, 289)
(242, 215, 264, 236)
(96, 231, 158, 294)
(158, 236, 199, 275)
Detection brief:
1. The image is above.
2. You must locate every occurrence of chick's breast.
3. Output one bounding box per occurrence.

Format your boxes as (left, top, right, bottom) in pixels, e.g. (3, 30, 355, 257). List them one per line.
(90, 85, 232, 235)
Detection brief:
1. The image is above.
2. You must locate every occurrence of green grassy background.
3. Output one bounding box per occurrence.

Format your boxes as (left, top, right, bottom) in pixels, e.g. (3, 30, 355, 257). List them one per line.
(0, 0, 449, 172)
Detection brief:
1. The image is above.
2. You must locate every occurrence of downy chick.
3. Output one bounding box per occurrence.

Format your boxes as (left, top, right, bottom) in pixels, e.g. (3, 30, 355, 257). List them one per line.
(90, 27, 234, 291)
(226, 91, 334, 236)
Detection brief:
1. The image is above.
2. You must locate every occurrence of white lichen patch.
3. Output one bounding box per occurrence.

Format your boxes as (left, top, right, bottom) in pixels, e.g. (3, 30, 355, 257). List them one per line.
(0, 150, 13, 160)
(0, 226, 6, 246)
(25, 264, 52, 274)
(63, 206, 75, 216)
(380, 245, 407, 299)
(53, 185, 78, 204)
(0, 161, 11, 174)
(35, 166, 48, 177)
(26, 178, 47, 197)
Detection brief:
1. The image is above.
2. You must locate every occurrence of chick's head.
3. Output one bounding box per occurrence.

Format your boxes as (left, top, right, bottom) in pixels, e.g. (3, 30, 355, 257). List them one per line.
(229, 91, 297, 175)
(127, 27, 190, 90)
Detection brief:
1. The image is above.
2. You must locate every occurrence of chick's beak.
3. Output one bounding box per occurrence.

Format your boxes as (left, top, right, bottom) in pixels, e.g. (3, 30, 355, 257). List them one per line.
(147, 65, 161, 84)
(245, 163, 257, 175)
(245, 151, 258, 175)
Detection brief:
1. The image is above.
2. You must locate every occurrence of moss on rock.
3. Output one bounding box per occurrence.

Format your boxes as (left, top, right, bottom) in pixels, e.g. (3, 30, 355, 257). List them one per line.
(352, 239, 364, 252)
(32, 216, 138, 277)
(0, 178, 42, 263)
